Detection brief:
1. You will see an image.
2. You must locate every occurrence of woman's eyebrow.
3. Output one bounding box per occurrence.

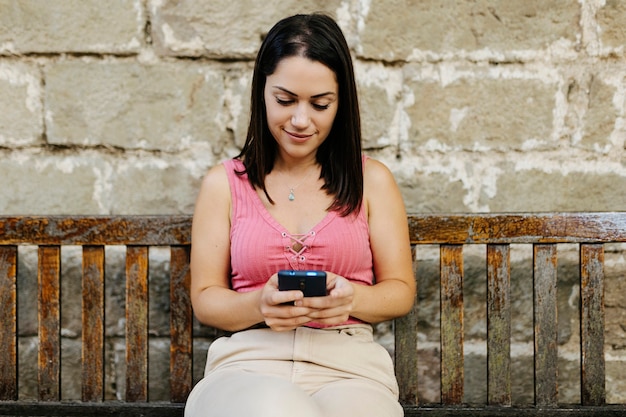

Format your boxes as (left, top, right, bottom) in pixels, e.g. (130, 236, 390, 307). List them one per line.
(272, 86, 337, 99)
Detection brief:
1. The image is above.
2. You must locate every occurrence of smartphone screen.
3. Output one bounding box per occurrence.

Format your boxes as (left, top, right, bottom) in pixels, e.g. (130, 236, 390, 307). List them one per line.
(277, 270, 327, 297)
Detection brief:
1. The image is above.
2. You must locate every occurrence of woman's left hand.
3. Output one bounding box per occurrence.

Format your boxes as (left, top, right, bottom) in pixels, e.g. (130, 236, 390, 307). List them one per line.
(296, 273, 354, 326)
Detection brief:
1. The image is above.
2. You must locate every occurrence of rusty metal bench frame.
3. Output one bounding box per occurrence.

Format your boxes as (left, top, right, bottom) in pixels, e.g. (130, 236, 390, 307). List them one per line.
(1, 213, 625, 416)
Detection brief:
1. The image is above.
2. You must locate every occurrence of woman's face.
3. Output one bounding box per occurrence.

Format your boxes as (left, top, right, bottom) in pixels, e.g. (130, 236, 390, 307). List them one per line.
(264, 56, 338, 161)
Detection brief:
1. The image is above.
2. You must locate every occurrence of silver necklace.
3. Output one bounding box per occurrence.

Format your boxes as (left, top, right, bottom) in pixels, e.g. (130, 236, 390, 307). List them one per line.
(287, 169, 315, 202)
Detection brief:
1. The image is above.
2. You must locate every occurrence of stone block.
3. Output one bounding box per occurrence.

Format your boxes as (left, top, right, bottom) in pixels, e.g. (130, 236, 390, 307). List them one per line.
(16, 246, 38, 336)
(61, 338, 82, 400)
(17, 337, 38, 400)
(0, 0, 144, 54)
(148, 338, 172, 401)
(60, 247, 83, 338)
(558, 354, 582, 404)
(0, 62, 43, 146)
(607, 357, 626, 403)
(0, 0, 145, 54)
(580, 76, 619, 150)
(45, 60, 234, 152)
(359, 0, 580, 61)
(1, 150, 213, 215)
(403, 68, 556, 151)
(606, 307, 626, 351)
(193, 339, 210, 383)
(597, 0, 626, 51)
(489, 167, 626, 212)
(106, 158, 203, 214)
(149, 0, 345, 57)
(0, 151, 103, 214)
(356, 62, 404, 149)
(396, 169, 468, 213)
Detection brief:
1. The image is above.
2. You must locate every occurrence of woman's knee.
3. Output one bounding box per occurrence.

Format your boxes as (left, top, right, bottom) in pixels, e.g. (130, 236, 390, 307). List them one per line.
(185, 371, 323, 417)
(312, 379, 403, 417)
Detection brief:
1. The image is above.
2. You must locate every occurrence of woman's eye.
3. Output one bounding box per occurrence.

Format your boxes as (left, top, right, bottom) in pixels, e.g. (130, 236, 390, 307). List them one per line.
(276, 97, 293, 106)
(312, 103, 330, 110)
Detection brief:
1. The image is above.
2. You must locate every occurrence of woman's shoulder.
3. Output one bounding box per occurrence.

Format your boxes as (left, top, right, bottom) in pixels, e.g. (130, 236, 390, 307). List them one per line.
(199, 160, 231, 197)
(363, 156, 396, 187)
(202, 158, 243, 183)
(362, 156, 404, 214)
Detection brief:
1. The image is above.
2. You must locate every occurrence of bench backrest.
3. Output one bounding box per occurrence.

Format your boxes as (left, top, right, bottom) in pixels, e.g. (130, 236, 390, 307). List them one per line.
(0, 216, 193, 403)
(1, 213, 625, 407)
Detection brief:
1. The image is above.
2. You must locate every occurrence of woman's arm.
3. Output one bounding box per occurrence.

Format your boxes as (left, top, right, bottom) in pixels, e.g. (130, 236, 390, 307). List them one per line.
(351, 158, 416, 322)
(189, 164, 263, 331)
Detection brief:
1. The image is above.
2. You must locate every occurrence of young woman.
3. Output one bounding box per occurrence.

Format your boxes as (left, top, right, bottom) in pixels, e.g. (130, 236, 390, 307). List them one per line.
(185, 13, 415, 417)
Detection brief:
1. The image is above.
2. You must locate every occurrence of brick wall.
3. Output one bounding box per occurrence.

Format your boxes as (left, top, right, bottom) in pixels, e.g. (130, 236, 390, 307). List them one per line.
(1, 0, 625, 214)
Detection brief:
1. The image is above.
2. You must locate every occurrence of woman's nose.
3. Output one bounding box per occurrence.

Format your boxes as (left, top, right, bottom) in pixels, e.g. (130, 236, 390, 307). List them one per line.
(291, 103, 310, 128)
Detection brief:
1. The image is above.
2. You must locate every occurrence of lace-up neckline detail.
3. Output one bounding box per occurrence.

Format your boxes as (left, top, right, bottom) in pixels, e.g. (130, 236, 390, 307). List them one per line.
(282, 230, 316, 267)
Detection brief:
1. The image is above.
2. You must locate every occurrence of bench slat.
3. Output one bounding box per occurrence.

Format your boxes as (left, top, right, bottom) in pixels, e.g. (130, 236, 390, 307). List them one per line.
(169, 246, 193, 403)
(0, 216, 191, 246)
(125, 246, 149, 402)
(0, 401, 184, 416)
(81, 246, 105, 402)
(38, 246, 61, 401)
(0, 246, 17, 401)
(409, 212, 626, 244)
(403, 404, 626, 416)
(487, 244, 512, 405)
(440, 244, 464, 404)
(580, 244, 605, 405)
(533, 244, 558, 406)
(395, 247, 419, 405)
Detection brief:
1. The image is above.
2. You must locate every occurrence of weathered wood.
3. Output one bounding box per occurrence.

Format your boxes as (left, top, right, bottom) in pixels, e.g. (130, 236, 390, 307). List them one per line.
(409, 212, 626, 244)
(125, 246, 149, 402)
(440, 245, 464, 404)
(1, 402, 626, 417)
(396, 247, 419, 405)
(0, 216, 191, 246)
(487, 244, 511, 406)
(533, 244, 558, 406)
(403, 405, 626, 416)
(38, 246, 61, 401)
(580, 244, 605, 406)
(81, 245, 105, 402)
(169, 246, 193, 403)
(1, 213, 626, 416)
(0, 401, 184, 416)
(0, 246, 17, 401)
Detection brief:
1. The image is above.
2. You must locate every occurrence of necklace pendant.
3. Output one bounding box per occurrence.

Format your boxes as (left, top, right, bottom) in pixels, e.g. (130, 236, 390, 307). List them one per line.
(288, 189, 295, 201)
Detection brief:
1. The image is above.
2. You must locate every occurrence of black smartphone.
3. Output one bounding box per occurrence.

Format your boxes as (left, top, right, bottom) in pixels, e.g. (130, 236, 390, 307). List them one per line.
(277, 270, 327, 297)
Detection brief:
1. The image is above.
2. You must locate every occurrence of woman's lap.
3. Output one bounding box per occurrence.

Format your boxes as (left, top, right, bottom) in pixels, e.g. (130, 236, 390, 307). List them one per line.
(184, 325, 401, 417)
(184, 369, 402, 417)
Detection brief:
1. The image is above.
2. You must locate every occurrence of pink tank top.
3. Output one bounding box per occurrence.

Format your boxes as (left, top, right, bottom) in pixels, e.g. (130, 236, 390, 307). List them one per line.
(224, 158, 373, 326)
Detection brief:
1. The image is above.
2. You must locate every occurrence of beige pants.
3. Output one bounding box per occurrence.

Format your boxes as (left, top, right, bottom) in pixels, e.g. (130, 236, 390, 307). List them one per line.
(184, 324, 403, 417)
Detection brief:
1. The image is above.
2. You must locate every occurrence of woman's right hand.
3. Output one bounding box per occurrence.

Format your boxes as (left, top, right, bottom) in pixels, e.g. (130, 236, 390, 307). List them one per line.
(259, 273, 315, 331)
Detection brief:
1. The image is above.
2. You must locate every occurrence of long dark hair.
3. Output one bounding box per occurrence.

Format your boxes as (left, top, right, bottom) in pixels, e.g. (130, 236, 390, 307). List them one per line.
(236, 13, 363, 216)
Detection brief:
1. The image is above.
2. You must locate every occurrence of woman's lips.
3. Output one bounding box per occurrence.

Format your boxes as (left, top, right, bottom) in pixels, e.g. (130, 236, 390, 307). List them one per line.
(285, 130, 313, 141)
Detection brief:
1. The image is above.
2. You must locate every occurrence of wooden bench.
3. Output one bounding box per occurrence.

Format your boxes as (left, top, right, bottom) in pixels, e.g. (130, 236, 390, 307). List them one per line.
(1, 213, 626, 416)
